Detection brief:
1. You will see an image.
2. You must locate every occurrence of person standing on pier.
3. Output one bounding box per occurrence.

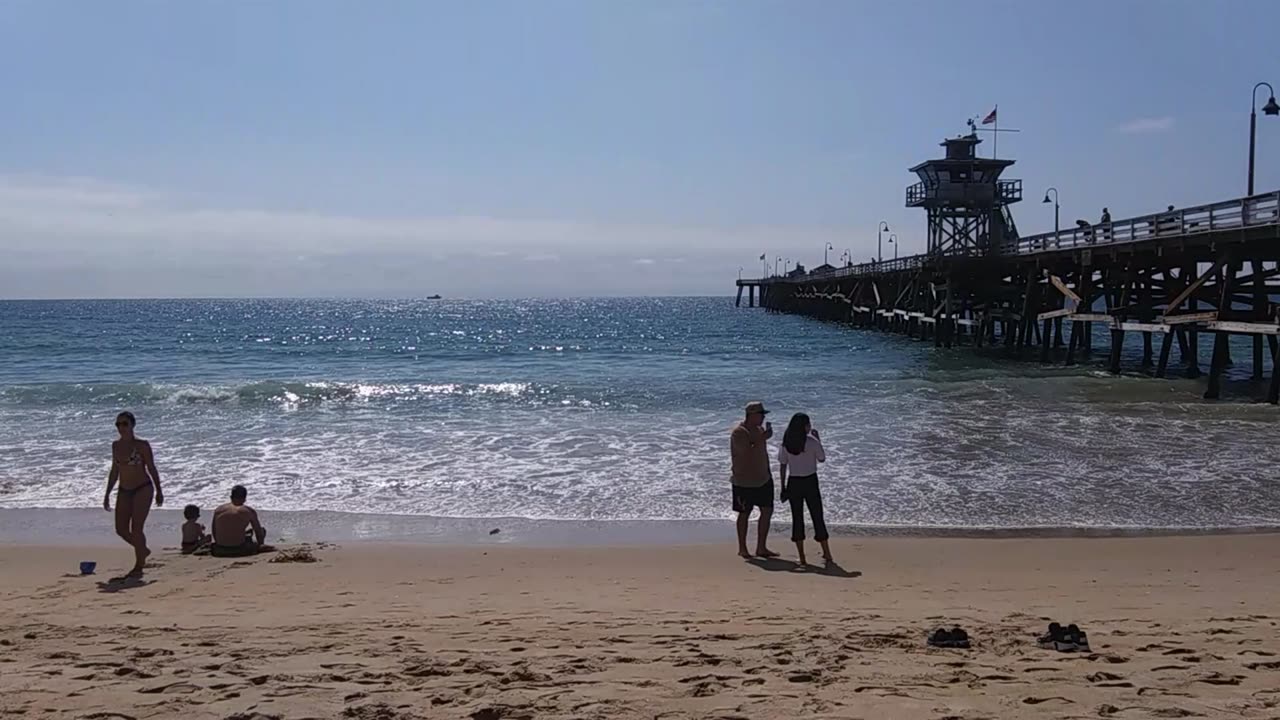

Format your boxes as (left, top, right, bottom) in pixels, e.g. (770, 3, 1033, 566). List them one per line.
(1099, 207, 1112, 242)
(729, 401, 778, 559)
(778, 412, 831, 567)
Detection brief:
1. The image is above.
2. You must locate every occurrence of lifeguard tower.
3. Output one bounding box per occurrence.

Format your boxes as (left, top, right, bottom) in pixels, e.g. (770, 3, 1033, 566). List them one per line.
(905, 132, 1021, 256)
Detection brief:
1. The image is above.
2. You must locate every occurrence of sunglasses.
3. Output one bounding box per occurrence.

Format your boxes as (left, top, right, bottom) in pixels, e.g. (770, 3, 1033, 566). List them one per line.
(115, 421, 132, 428)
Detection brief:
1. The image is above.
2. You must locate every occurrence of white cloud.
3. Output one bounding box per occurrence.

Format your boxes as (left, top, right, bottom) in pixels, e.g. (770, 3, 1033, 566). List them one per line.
(0, 174, 871, 297)
(1116, 116, 1175, 134)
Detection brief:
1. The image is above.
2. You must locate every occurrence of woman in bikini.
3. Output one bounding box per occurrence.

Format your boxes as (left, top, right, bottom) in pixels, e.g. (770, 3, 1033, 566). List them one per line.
(104, 411, 164, 577)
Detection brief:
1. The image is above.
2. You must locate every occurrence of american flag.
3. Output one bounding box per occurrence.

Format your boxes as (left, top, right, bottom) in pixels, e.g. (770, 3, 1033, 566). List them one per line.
(981, 107, 997, 125)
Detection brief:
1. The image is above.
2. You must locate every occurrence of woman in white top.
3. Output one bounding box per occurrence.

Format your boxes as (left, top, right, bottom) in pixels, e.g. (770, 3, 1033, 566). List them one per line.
(778, 412, 831, 566)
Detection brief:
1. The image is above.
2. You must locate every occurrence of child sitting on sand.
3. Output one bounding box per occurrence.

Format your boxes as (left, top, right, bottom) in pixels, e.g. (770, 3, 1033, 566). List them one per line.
(181, 504, 211, 554)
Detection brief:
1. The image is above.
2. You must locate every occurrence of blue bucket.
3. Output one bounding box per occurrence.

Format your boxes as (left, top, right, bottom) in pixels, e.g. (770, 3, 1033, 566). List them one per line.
(79, 561, 97, 575)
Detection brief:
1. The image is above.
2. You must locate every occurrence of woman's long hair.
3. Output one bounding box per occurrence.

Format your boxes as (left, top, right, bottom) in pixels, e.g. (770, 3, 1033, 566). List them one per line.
(782, 412, 810, 456)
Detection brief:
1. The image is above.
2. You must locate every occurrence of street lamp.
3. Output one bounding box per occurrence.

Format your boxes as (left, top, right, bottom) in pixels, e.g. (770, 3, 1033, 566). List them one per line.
(775, 256, 782, 277)
(1249, 81, 1280, 196)
(1043, 187, 1060, 243)
(785, 259, 792, 274)
(824, 243, 833, 265)
(877, 221, 890, 262)
(888, 234, 898, 260)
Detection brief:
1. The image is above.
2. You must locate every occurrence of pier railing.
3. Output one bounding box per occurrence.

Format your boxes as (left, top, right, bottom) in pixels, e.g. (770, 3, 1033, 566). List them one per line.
(755, 190, 1280, 285)
(1003, 191, 1280, 254)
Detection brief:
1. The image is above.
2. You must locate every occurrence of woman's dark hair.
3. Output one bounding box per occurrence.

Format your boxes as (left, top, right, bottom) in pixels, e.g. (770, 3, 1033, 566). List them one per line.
(782, 413, 811, 456)
(116, 411, 136, 427)
(183, 504, 200, 520)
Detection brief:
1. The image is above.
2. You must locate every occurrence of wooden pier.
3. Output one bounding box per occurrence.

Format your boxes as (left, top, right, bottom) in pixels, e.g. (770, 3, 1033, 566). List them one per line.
(740, 132, 1280, 403)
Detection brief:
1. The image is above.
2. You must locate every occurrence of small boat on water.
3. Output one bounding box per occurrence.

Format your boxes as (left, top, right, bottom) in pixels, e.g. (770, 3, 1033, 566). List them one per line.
(426, 294, 443, 300)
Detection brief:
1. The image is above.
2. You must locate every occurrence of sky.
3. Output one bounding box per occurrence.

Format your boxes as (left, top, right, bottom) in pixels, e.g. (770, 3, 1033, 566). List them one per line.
(1, 0, 1279, 299)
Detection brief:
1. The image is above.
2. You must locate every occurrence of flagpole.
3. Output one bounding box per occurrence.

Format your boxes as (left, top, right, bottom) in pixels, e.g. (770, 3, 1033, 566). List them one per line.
(993, 104, 999, 159)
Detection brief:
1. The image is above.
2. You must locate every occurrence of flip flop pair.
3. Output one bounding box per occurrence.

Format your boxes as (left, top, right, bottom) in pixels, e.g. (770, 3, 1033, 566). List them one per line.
(927, 627, 971, 649)
(1037, 622, 1091, 653)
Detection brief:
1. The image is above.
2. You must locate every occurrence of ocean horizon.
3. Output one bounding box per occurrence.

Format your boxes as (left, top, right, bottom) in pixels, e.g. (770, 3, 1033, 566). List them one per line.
(3, 297, 1278, 531)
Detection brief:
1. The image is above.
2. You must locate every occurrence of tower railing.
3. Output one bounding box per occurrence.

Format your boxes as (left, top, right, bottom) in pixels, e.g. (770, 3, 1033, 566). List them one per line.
(905, 178, 1023, 206)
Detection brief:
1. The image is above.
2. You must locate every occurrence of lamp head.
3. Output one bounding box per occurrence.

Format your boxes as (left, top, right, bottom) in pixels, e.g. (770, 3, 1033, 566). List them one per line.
(1264, 95, 1280, 116)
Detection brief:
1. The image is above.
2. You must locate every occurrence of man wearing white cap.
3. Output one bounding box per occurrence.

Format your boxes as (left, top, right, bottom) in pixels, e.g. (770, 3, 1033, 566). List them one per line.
(729, 401, 778, 558)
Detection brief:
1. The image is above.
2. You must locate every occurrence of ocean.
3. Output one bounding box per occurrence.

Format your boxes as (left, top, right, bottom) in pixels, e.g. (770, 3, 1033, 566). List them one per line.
(2, 297, 1278, 532)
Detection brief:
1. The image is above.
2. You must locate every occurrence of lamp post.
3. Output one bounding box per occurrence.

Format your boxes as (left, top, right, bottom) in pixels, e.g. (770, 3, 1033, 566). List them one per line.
(775, 256, 782, 277)
(1249, 82, 1280, 196)
(738, 266, 743, 281)
(888, 234, 898, 260)
(877, 221, 890, 263)
(824, 243, 833, 265)
(785, 259, 792, 274)
(1043, 187, 1060, 244)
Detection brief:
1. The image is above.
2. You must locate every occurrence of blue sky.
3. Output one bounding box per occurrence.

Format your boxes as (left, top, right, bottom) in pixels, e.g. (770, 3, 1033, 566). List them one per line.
(1, 0, 1278, 298)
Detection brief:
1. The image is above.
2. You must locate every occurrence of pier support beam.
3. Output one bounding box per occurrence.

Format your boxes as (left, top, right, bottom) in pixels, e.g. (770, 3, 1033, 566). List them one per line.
(1109, 326, 1125, 374)
(1139, 278, 1154, 369)
(1269, 338, 1280, 405)
(1156, 330, 1173, 378)
(1253, 260, 1265, 380)
(1204, 261, 1236, 400)
(1185, 262, 1201, 378)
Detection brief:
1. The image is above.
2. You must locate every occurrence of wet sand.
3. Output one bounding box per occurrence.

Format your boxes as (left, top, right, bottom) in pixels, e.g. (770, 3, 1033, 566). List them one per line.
(2, 534, 1279, 719)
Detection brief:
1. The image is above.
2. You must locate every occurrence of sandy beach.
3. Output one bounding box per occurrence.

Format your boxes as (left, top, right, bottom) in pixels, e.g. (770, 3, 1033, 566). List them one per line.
(2, 533, 1279, 719)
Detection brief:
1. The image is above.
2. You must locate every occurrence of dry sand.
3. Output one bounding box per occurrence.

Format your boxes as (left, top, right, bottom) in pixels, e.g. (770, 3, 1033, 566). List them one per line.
(2, 534, 1279, 719)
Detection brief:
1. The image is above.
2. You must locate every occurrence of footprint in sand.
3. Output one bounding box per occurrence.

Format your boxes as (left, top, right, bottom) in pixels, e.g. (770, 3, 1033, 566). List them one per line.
(137, 681, 200, 695)
(1022, 696, 1073, 705)
(854, 686, 909, 698)
(1194, 672, 1244, 686)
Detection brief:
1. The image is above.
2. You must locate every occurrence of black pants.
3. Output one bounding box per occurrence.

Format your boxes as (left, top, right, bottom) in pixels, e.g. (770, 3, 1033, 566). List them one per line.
(786, 474, 828, 542)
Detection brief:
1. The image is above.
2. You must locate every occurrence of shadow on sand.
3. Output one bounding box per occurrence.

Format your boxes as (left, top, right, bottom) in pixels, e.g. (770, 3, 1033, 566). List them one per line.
(746, 557, 861, 578)
(96, 576, 154, 593)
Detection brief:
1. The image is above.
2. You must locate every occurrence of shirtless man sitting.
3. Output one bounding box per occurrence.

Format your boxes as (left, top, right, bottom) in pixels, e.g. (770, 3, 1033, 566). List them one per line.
(211, 485, 269, 557)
